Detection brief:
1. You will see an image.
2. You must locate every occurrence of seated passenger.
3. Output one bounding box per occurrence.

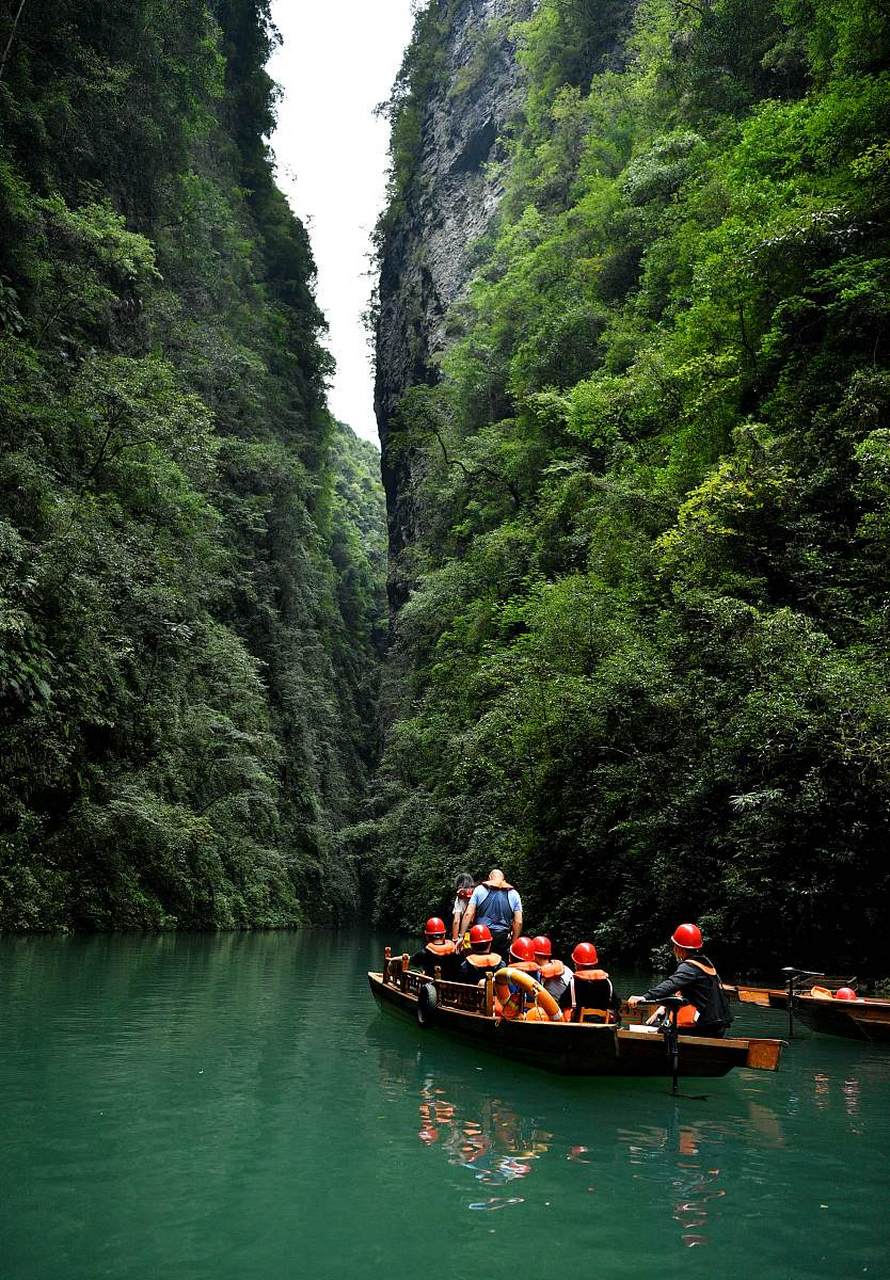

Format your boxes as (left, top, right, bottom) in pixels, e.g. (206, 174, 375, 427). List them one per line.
(410, 917, 459, 980)
(507, 935, 541, 978)
(456, 924, 505, 982)
(567, 942, 618, 1023)
(532, 936, 574, 1013)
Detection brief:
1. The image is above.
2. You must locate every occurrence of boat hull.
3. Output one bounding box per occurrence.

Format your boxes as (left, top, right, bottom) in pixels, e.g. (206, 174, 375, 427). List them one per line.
(368, 972, 780, 1078)
(793, 995, 890, 1043)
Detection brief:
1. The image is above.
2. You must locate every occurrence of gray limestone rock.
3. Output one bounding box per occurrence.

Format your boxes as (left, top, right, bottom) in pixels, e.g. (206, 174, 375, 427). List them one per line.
(374, 0, 534, 608)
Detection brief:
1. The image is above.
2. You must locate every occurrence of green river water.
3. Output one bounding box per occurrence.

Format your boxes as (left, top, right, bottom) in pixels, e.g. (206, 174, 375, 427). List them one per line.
(2, 931, 888, 1278)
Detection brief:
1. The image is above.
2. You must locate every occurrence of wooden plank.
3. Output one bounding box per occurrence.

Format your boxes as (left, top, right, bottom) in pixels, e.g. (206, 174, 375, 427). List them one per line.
(745, 1039, 783, 1071)
(737, 987, 774, 1007)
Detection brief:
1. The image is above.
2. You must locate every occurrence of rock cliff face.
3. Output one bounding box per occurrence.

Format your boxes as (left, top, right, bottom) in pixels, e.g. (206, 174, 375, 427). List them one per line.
(375, 0, 533, 606)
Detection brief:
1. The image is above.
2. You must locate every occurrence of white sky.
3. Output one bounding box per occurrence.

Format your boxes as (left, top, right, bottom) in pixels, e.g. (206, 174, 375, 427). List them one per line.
(269, 1, 417, 443)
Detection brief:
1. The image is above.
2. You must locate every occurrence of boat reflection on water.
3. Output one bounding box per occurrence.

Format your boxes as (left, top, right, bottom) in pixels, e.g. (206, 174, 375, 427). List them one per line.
(366, 1020, 792, 1238)
(417, 1073, 553, 1203)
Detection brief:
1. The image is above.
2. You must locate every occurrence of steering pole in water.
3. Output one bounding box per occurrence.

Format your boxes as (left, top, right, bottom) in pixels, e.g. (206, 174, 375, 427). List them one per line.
(781, 967, 823, 1039)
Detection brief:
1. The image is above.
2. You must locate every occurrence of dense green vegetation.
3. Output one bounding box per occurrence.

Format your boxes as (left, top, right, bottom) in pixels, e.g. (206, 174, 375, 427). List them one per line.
(373, 0, 890, 969)
(0, 0, 386, 930)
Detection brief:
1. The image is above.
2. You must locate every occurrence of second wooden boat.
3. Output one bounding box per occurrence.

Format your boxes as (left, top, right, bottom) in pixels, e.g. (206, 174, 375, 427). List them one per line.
(728, 976, 857, 1011)
(792, 992, 890, 1043)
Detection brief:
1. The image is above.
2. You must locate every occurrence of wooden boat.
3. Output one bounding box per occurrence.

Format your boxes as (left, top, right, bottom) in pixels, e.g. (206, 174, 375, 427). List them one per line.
(728, 976, 857, 1011)
(792, 992, 890, 1043)
(368, 950, 784, 1079)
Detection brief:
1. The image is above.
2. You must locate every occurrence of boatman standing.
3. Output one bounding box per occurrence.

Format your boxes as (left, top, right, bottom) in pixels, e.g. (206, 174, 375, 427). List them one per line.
(627, 923, 733, 1038)
(458, 869, 523, 955)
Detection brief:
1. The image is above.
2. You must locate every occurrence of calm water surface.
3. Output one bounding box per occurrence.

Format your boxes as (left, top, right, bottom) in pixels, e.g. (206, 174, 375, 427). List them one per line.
(1, 931, 888, 1278)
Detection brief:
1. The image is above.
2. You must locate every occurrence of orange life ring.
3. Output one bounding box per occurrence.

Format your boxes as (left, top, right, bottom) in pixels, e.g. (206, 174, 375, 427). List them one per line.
(494, 967, 562, 1021)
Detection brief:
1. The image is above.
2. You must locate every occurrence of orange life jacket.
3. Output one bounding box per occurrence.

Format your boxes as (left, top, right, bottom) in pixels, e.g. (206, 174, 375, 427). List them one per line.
(465, 953, 502, 969)
(539, 960, 566, 981)
(425, 940, 456, 957)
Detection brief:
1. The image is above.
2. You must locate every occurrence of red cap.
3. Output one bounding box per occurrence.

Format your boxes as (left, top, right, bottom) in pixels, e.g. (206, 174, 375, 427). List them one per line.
(671, 923, 703, 950)
(834, 987, 858, 1001)
(424, 917, 446, 937)
(469, 924, 492, 946)
(532, 935, 551, 959)
(572, 941, 598, 966)
(510, 936, 535, 963)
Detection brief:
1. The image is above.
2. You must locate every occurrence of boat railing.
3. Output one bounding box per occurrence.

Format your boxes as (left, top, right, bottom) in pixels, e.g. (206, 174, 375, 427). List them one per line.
(435, 977, 493, 1016)
(381, 949, 492, 1016)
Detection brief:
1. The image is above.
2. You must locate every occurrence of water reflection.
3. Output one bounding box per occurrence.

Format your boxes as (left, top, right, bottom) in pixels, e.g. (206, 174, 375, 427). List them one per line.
(367, 1019, 794, 1245)
(415, 1073, 552, 1203)
(3, 936, 889, 1280)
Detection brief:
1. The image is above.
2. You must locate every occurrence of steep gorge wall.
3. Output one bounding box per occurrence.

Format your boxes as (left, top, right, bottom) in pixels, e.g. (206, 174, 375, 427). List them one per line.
(375, 0, 533, 606)
(369, 0, 890, 970)
(0, 0, 387, 930)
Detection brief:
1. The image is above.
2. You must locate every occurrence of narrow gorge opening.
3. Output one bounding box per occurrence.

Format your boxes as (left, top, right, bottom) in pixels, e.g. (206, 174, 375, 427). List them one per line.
(1, 0, 889, 975)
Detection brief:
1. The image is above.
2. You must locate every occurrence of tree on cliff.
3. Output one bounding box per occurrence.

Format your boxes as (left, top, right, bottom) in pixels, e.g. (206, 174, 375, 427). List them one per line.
(371, 0, 890, 970)
(0, 0, 386, 930)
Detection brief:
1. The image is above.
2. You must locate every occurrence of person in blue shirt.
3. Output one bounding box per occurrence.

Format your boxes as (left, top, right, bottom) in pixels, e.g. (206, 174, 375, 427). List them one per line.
(458, 869, 523, 955)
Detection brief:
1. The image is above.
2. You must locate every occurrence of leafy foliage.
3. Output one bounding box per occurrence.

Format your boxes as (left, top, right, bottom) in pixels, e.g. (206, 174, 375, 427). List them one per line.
(0, 0, 386, 930)
(373, 0, 890, 970)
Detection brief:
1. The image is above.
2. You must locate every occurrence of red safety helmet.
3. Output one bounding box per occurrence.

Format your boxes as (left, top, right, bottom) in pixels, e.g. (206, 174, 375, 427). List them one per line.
(469, 924, 492, 946)
(571, 941, 599, 967)
(834, 987, 858, 1001)
(532, 935, 551, 959)
(510, 936, 535, 963)
(424, 917, 446, 937)
(671, 923, 703, 950)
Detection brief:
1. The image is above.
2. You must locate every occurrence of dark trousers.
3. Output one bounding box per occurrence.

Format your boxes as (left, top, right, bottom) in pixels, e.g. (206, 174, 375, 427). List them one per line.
(487, 926, 511, 955)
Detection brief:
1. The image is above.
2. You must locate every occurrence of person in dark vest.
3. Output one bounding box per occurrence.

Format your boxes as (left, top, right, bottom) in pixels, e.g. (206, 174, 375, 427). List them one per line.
(458, 869, 522, 953)
(456, 924, 505, 983)
(627, 923, 733, 1037)
(410, 917, 459, 980)
(532, 936, 574, 1013)
(566, 942, 618, 1023)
